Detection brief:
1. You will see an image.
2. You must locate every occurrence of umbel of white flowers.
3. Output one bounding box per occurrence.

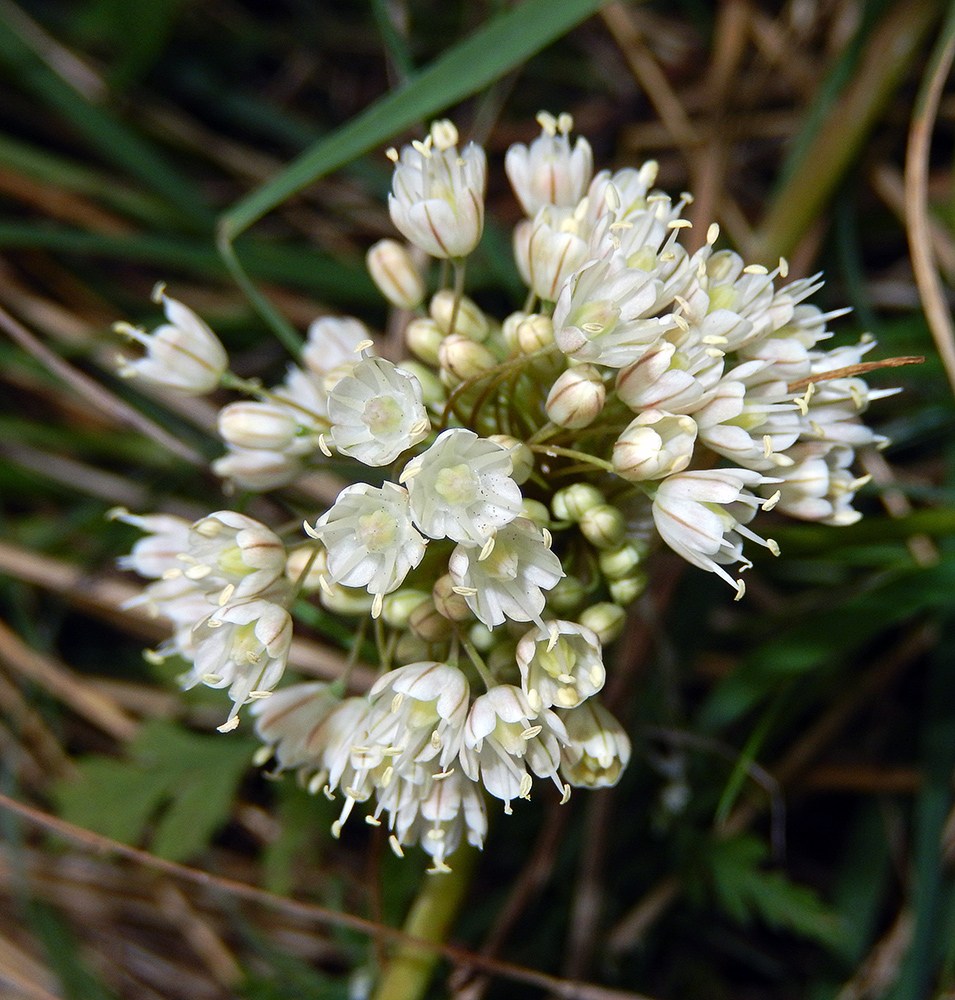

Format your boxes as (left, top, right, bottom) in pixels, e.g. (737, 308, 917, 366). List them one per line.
(115, 111, 895, 867)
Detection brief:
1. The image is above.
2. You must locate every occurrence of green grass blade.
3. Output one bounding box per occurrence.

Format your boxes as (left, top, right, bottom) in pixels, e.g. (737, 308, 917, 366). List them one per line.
(219, 0, 611, 240)
(0, 6, 212, 226)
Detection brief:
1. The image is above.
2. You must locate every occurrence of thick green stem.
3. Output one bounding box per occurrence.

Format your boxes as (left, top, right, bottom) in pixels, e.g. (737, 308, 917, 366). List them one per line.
(372, 843, 479, 1000)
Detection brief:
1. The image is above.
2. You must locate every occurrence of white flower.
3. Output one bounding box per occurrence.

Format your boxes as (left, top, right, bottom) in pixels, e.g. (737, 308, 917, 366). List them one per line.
(448, 518, 564, 628)
(251, 681, 341, 772)
(363, 661, 470, 775)
(114, 510, 193, 579)
(188, 599, 293, 729)
(328, 356, 430, 466)
(545, 363, 606, 429)
(115, 287, 227, 394)
(505, 111, 593, 216)
(651, 469, 779, 595)
(513, 203, 593, 301)
(552, 257, 677, 368)
(384, 769, 487, 872)
(175, 511, 287, 605)
(615, 338, 725, 414)
(388, 120, 486, 259)
(302, 316, 373, 379)
(613, 410, 698, 481)
(767, 442, 865, 526)
(310, 482, 426, 611)
(517, 620, 606, 710)
(400, 428, 523, 545)
(558, 701, 631, 788)
(460, 684, 571, 811)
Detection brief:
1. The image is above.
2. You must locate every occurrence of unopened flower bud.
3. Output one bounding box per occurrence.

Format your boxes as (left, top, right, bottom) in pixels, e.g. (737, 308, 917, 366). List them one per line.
(398, 360, 445, 407)
(433, 574, 472, 621)
(609, 572, 647, 605)
(546, 574, 586, 613)
(381, 588, 430, 629)
(367, 239, 424, 309)
(405, 317, 444, 366)
(546, 364, 606, 429)
(489, 435, 534, 484)
(408, 597, 454, 642)
(438, 334, 497, 382)
(430, 290, 489, 341)
(521, 498, 551, 527)
(579, 503, 626, 549)
(552, 483, 602, 522)
(613, 412, 697, 481)
(285, 545, 326, 591)
(395, 632, 433, 664)
(212, 448, 303, 491)
(502, 311, 528, 351)
(469, 622, 496, 652)
(598, 543, 643, 580)
(218, 401, 299, 452)
(578, 602, 626, 644)
(516, 314, 554, 354)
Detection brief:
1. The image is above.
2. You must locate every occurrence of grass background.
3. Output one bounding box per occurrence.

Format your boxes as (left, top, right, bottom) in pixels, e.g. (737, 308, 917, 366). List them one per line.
(1, 1, 954, 998)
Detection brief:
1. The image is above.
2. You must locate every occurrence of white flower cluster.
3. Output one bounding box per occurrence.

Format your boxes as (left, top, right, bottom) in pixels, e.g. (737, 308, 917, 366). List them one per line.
(116, 112, 894, 864)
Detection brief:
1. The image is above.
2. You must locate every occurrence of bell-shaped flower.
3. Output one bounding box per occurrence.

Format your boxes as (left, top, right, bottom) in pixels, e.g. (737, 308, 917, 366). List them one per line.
(613, 410, 697, 481)
(553, 256, 677, 368)
(363, 661, 470, 775)
(517, 620, 606, 710)
(116, 288, 227, 395)
(328, 356, 430, 466)
(448, 517, 563, 628)
(388, 120, 486, 259)
(174, 511, 287, 606)
(302, 316, 373, 380)
(384, 769, 488, 872)
(505, 111, 593, 216)
(513, 203, 593, 302)
(187, 599, 293, 729)
(651, 468, 780, 595)
(400, 428, 522, 546)
(615, 338, 725, 414)
(558, 701, 631, 788)
(460, 684, 571, 811)
(766, 442, 865, 526)
(114, 510, 193, 579)
(309, 482, 426, 613)
(251, 681, 341, 773)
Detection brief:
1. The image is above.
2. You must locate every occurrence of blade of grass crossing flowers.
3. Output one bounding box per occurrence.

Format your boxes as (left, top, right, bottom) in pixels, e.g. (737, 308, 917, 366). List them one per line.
(217, 0, 613, 347)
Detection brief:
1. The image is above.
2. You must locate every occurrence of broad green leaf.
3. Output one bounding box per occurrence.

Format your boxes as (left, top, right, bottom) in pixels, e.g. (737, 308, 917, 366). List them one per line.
(54, 719, 255, 862)
(710, 834, 846, 948)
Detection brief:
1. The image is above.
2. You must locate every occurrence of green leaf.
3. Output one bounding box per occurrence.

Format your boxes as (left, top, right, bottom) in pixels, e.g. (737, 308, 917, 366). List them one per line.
(54, 719, 255, 862)
(0, 15, 210, 226)
(709, 834, 846, 948)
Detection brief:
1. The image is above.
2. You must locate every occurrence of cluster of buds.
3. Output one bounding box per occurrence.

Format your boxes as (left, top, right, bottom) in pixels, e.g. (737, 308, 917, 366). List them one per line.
(116, 112, 894, 865)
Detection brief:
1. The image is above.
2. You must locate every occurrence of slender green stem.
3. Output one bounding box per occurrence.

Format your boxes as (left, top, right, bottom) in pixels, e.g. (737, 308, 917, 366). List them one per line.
(447, 257, 467, 337)
(457, 628, 496, 691)
(529, 443, 615, 474)
(372, 843, 479, 1000)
